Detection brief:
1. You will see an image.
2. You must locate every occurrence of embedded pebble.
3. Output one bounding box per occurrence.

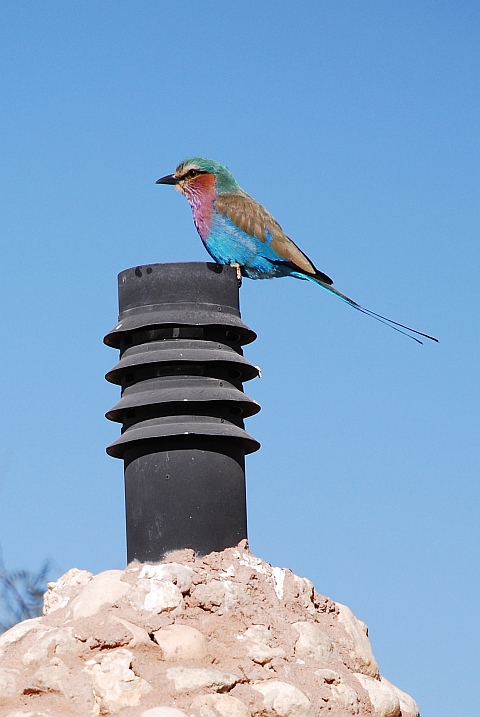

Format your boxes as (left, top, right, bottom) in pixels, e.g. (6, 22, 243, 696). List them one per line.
(380, 678, 419, 717)
(354, 674, 400, 717)
(24, 658, 69, 695)
(242, 624, 286, 664)
(337, 603, 379, 677)
(315, 668, 342, 684)
(293, 621, 335, 663)
(22, 627, 83, 665)
(190, 581, 225, 611)
(69, 570, 130, 619)
(0, 618, 42, 654)
(128, 578, 183, 613)
(140, 564, 193, 594)
(252, 680, 314, 717)
(330, 681, 360, 713)
(153, 624, 207, 661)
(0, 668, 17, 698)
(192, 693, 251, 717)
(315, 668, 360, 712)
(110, 616, 152, 646)
(85, 648, 151, 714)
(166, 667, 239, 692)
(43, 567, 93, 615)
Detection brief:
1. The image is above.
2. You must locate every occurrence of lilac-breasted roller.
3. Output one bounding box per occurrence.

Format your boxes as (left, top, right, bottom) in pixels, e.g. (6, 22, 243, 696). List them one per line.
(157, 157, 437, 344)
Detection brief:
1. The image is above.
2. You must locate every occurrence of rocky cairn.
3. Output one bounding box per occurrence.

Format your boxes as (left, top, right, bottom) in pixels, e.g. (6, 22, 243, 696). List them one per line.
(0, 542, 419, 717)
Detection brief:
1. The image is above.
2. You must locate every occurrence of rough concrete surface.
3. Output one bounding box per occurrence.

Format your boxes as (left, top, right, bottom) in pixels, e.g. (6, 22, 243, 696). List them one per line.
(0, 542, 419, 717)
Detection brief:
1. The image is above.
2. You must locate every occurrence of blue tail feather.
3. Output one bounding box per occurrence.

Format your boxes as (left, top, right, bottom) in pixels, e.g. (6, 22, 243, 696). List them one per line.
(295, 273, 438, 344)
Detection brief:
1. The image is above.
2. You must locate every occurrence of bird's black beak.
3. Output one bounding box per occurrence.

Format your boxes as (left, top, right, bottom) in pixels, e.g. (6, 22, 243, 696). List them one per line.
(156, 174, 179, 185)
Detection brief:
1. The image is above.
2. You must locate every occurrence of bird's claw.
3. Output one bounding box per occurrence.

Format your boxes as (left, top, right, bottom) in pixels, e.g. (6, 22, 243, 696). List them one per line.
(231, 263, 243, 284)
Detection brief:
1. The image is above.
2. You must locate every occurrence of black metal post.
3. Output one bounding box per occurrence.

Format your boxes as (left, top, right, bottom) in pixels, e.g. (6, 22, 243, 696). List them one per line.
(104, 262, 260, 563)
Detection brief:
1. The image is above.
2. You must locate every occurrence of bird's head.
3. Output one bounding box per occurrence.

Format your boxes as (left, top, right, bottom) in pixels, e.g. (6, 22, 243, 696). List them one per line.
(156, 157, 240, 200)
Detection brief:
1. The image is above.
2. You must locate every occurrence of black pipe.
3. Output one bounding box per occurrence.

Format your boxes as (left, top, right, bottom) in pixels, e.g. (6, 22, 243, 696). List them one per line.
(104, 262, 260, 562)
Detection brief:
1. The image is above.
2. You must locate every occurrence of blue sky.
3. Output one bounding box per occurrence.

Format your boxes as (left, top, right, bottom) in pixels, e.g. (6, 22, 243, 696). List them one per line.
(0, 2, 478, 714)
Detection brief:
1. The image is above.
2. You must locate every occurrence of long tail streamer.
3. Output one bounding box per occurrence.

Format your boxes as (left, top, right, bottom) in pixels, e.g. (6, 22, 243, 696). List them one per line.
(316, 281, 439, 345)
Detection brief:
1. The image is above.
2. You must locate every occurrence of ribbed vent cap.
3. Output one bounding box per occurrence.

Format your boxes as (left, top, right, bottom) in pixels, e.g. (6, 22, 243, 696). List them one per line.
(104, 262, 256, 348)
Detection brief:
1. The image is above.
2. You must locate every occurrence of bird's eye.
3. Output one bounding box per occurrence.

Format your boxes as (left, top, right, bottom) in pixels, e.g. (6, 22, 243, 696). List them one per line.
(187, 169, 199, 178)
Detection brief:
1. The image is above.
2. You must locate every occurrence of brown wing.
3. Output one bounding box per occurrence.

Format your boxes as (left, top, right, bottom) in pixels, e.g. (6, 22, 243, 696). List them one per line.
(214, 193, 317, 277)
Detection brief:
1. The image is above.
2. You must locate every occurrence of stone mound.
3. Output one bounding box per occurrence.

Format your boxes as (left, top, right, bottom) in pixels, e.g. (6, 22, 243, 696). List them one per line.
(0, 541, 419, 717)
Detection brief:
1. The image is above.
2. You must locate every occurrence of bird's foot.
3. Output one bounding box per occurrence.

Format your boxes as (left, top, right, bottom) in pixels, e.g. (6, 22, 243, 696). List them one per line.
(231, 263, 243, 284)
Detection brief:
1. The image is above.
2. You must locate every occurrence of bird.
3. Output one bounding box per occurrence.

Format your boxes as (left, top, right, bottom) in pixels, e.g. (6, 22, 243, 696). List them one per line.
(156, 157, 438, 344)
